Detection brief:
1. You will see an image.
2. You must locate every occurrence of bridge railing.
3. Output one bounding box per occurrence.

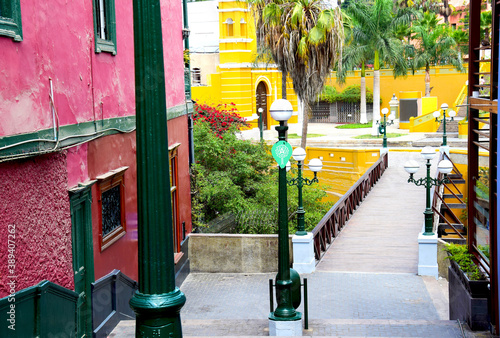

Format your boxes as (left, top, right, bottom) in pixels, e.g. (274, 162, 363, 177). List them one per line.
(312, 152, 388, 262)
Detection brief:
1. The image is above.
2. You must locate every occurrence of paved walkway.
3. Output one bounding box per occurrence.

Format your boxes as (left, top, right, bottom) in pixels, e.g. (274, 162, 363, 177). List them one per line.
(109, 125, 483, 337)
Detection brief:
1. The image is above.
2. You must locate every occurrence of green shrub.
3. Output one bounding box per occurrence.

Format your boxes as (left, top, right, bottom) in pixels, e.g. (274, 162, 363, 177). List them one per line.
(317, 84, 377, 104)
(318, 85, 339, 103)
(191, 104, 330, 234)
(445, 243, 486, 281)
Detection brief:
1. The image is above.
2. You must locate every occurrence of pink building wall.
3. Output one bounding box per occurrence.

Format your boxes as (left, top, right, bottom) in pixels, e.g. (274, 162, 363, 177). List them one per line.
(0, 153, 74, 297)
(0, 0, 192, 294)
(0, 0, 186, 137)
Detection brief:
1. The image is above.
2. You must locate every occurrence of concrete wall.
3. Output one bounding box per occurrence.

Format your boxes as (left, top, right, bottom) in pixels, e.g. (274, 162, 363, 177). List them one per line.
(438, 239, 451, 279)
(189, 233, 293, 273)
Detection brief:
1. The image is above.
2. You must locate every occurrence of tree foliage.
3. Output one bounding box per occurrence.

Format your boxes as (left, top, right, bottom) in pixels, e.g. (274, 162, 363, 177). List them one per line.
(191, 103, 330, 234)
(319, 84, 375, 103)
(408, 12, 464, 96)
(249, 0, 344, 148)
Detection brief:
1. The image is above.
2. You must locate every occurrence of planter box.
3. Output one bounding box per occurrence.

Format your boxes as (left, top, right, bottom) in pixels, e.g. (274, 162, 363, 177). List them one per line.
(448, 261, 490, 331)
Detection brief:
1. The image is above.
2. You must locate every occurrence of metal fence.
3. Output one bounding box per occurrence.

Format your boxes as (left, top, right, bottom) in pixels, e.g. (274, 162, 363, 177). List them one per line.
(310, 101, 374, 123)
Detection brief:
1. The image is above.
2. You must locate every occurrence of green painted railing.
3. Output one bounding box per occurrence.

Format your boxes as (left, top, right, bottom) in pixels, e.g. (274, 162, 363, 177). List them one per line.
(0, 280, 78, 337)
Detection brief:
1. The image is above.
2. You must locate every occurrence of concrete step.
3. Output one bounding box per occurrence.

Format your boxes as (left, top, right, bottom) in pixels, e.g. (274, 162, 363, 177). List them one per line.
(108, 319, 469, 337)
(424, 132, 459, 138)
(442, 203, 467, 209)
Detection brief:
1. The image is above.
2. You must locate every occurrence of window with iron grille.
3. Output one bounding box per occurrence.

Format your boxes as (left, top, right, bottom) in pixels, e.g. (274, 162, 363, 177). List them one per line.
(97, 167, 128, 250)
(169, 143, 182, 261)
(92, 0, 116, 55)
(0, 0, 22, 41)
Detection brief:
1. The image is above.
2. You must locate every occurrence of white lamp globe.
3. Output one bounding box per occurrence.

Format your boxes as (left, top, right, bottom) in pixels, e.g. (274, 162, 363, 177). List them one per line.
(441, 103, 449, 110)
(389, 114, 395, 121)
(421, 146, 436, 160)
(285, 161, 291, 172)
(270, 99, 293, 122)
(292, 147, 306, 162)
(438, 160, 453, 174)
(433, 111, 441, 119)
(448, 110, 457, 118)
(308, 158, 323, 173)
(381, 108, 389, 116)
(404, 160, 420, 174)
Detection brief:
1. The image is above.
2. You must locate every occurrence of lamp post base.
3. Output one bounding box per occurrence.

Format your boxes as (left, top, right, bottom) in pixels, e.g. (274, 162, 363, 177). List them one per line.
(440, 145, 450, 155)
(417, 232, 438, 279)
(130, 288, 186, 337)
(292, 233, 315, 274)
(269, 314, 302, 336)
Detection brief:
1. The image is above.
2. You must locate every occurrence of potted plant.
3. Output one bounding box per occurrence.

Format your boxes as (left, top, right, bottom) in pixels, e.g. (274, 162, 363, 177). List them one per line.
(445, 243, 490, 330)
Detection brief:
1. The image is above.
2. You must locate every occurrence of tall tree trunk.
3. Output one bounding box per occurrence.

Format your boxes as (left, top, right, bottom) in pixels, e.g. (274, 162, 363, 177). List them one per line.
(282, 70, 288, 139)
(282, 71, 287, 99)
(300, 101, 309, 149)
(371, 51, 380, 136)
(360, 62, 367, 124)
(297, 98, 303, 137)
(425, 68, 431, 96)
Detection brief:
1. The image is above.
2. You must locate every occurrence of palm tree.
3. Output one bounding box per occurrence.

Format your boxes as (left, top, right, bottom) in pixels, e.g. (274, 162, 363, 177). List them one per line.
(250, 0, 344, 148)
(337, 20, 371, 124)
(410, 13, 464, 96)
(344, 0, 415, 135)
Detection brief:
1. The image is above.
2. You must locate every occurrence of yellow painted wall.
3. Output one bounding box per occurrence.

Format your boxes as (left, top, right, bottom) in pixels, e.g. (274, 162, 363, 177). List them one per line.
(303, 147, 380, 203)
(421, 97, 438, 115)
(325, 66, 468, 116)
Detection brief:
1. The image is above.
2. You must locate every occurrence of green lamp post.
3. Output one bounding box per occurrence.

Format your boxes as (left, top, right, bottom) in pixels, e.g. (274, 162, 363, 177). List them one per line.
(376, 108, 395, 149)
(269, 99, 301, 323)
(130, 1, 186, 336)
(404, 147, 453, 236)
(432, 103, 456, 148)
(287, 147, 322, 236)
(258, 107, 264, 142)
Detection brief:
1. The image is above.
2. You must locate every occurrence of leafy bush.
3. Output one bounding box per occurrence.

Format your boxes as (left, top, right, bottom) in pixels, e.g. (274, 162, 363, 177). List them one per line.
(445, 243, 486, 281)
(191, 103, 330, 234)
(193, 102, 249, 137)
(318, 85, 339, 103)
(317, 85, 376, 103)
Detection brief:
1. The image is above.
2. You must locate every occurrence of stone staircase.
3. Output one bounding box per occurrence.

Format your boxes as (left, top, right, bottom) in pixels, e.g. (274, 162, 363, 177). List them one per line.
(109, 318, 475, 337)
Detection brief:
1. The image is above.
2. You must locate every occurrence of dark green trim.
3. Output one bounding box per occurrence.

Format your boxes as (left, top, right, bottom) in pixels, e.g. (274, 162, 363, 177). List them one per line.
(0, 0, 22, 41)
(167, 102, 191, 120)
(92, 0, 117, 55)
(0, 101, 191, 159)
(0, 115, 136, 158)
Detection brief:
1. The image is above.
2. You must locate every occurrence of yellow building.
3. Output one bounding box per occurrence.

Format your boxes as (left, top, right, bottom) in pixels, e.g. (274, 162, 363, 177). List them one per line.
(189, 1, 467, 130)
(190, 0, 298, 130)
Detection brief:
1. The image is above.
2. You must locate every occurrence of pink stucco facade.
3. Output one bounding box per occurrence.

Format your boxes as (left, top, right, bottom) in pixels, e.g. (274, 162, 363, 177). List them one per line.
(0, 0, 185, 137)
(0, 0, 192, 297)
(0, 153, 74, 297)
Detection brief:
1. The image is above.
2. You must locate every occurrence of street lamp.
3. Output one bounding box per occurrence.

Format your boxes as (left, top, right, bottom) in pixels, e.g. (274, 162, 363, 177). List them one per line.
(269, 99, 301, 328)
(376, 108, 395, 149)
(258, 107, 264, 142)
(287, 148, 323, 236)
(432, 103, 456, 150)
(389, 94, 399, 128)
(404, 146, 453, 236)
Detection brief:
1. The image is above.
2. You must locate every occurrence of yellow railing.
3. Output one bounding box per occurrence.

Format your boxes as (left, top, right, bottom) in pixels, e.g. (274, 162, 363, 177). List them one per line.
(453, 84, 468, 112)
(409, 111, 440, 133)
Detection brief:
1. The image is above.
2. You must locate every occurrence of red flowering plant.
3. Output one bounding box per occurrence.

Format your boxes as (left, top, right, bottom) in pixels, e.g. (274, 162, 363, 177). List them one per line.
(192, 102, 249, 138)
